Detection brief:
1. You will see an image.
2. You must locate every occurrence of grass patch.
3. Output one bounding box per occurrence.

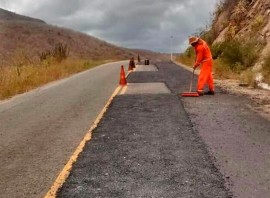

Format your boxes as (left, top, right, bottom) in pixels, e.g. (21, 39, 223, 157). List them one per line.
(0, 58, 107, 100)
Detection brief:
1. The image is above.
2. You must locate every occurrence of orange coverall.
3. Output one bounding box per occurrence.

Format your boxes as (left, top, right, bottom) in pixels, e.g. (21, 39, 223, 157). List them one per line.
(194, 39, 214, 93)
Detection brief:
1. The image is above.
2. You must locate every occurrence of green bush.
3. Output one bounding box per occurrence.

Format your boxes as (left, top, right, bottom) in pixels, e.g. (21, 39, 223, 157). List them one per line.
(220, 39, 260, 73)
(221, 39, 242, 65)
(211, 42, 226, 59)
(241, 41, 260, 68)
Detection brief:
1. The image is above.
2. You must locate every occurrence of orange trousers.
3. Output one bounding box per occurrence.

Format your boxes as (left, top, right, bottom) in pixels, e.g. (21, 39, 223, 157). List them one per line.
(197, 60, 214, 92)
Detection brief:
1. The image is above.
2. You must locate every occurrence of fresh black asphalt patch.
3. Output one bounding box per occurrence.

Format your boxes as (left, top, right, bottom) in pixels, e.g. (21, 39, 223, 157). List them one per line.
(57, 62, 231, 197)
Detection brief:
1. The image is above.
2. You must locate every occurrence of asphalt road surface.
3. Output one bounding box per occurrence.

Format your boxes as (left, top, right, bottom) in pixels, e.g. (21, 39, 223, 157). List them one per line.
(57, 62, 232, 197)
(58, 62, 270, 198)
(0, 61, 128, 198)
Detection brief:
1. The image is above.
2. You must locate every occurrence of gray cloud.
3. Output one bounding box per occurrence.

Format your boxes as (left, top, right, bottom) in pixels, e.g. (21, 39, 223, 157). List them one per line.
(0, 0, 219, 52)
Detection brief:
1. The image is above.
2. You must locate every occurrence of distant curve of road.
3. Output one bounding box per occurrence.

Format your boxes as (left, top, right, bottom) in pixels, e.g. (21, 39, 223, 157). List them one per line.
(0, 61, 128, 198)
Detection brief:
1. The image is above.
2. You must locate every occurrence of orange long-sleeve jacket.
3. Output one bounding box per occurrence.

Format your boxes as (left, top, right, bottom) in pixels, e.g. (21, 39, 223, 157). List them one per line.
(194, 39, 212, 68)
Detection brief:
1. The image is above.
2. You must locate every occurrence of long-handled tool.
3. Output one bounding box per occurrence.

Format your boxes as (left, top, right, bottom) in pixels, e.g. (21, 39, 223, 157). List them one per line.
(181, 68, 199, 97)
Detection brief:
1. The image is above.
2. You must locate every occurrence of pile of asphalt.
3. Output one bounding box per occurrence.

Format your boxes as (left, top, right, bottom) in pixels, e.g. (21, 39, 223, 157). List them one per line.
(57, 62, 231, 197)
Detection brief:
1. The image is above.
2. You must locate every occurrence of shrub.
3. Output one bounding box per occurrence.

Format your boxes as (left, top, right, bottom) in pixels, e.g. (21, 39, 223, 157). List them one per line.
(39, 43, 69, 63)
(251, 15, 265, 31)
(211, 42, 226, 59)
(225, 25, 238, 40)
(241, 41, 260, 68)
(262, 54, 270, 84)
(221, 39, 243, 69)
(220, 39, 260, 73)
(230, 0, 248, 25)
(53, 43, 69, 62)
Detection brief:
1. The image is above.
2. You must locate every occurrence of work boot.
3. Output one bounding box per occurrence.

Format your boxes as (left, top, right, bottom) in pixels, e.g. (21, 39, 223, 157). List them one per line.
(205, 90, 215, 95)
(197, 91, 204, 96)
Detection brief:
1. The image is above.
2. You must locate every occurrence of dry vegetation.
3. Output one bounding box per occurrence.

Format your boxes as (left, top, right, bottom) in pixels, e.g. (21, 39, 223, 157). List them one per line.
(0, 8, 168, 100)
(262, 54, 270, 84)
(176, 47, 195, 66)
(0, 56, 107, 99)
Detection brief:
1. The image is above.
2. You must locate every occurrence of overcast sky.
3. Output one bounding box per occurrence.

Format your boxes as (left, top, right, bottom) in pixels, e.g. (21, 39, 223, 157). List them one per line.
(0, 0, 219, 53)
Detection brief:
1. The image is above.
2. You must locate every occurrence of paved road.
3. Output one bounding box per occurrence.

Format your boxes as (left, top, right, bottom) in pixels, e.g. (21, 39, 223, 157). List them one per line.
(182, 85, 270, 197)
(58, 62, 232, 197)
(0, 61, 128, 198)
(58, 62, 270, 197)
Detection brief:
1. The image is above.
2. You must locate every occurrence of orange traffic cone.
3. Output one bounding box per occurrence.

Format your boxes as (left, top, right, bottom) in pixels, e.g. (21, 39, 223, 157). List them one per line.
(131, 57, 136, 69)
(128, 64, 133, 71)
(119, 65, 127, 86)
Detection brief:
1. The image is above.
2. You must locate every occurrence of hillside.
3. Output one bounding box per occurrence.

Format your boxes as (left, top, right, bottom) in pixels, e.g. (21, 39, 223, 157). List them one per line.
(0, 8, 133, 65)
(0, 8, 167, 66)
(0, 8, 169, 99)
(212, 0, 270, 57)
(211, 0, 270, 87)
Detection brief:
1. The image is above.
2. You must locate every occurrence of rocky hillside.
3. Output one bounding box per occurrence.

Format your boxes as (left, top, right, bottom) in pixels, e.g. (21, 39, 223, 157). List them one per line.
(0, 8, 167, 66)
(213, 0, 270, 55)
(204, 0, 270, 88)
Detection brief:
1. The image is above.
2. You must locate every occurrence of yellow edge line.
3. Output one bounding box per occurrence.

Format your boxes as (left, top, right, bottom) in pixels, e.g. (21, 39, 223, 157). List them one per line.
(120, 85, 128, 95)
(44, 85, 122, 198)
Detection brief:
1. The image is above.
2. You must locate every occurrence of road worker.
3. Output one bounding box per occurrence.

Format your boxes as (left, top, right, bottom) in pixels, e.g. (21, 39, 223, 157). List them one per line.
(189, 36, 215, 96)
